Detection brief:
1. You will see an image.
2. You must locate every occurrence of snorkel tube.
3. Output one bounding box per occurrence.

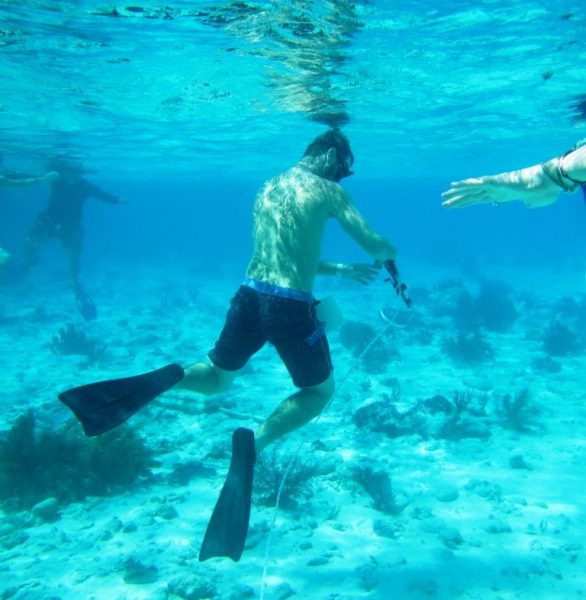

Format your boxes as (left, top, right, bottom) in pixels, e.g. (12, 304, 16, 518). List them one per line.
(383, 260, 412, 308)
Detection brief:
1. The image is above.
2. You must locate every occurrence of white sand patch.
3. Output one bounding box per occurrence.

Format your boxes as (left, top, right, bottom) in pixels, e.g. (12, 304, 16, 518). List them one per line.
(0, 264, 585, 599)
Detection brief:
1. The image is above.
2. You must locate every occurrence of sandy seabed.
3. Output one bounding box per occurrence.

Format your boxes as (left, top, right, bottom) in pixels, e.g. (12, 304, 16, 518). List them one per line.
(0, 261, 585, 600)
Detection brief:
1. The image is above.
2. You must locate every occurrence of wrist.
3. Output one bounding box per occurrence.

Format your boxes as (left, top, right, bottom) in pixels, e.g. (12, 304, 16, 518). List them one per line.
(541, 158, 577, 192)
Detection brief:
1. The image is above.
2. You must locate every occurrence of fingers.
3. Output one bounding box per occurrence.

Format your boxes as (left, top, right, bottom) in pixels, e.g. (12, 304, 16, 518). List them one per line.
(446, 177, 485, 188)
(344, 263, 380, 284)
(355, 264, 379, 280)
(358, 275, 377, 285)
(441, 185, 490, 208)
(442, 195, 482, 208)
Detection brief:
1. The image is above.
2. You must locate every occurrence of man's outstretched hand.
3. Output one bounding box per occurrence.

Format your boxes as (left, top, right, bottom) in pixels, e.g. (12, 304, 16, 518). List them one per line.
(342, 263, 380, 284)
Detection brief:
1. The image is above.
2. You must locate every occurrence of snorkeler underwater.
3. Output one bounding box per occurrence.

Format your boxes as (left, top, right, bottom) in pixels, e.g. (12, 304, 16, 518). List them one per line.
(0, 2, 585, 599)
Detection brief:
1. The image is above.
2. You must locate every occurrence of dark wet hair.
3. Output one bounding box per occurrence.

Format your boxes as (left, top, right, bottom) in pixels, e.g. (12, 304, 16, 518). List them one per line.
(49, 156, 83, 175)
(303, 128, 354, 164)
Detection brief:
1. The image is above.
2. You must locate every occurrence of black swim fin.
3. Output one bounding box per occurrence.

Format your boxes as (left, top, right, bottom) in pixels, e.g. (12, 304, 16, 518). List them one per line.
(199, 427, 256, 562)
(58, 363, 185, 437)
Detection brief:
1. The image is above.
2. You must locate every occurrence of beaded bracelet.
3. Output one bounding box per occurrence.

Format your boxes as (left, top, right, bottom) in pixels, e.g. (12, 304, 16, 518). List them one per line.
(541, 157, 578, 192)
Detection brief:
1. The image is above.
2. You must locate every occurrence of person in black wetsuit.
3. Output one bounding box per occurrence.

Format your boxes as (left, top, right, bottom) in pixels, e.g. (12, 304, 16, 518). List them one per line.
(22, 159, 124, 319)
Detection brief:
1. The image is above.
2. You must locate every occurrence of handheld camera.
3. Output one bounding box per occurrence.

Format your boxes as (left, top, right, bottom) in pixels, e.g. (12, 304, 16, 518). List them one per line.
(383, 260, 412, 308)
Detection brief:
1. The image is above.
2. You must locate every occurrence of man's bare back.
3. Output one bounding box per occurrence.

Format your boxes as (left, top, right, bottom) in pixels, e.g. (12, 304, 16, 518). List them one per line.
(247, 159, 395, 292)
(246, 164, 338, 291)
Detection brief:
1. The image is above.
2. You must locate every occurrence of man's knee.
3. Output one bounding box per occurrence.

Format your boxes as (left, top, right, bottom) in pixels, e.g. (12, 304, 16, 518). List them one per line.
(304, 372, 335, 414)
(213, 365, 237, 393)
(314, 372, 335, 398)
(179, 362, 236, 395)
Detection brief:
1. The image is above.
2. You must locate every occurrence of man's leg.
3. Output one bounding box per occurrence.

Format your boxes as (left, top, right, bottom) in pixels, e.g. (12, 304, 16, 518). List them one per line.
(176, 362, 237, 396)
(255, 372, 335, 454)
(21, 219, 47, 273)
(63, 229, 83, 295)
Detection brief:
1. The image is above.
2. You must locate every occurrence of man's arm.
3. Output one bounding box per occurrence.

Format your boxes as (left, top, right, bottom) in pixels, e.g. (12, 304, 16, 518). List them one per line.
(85, 180, 124, 204)
(0, 171, 59, 188)
(441, 143, 586, 209)
(330, 188, 397, 262)
(317, 260, 380, 284)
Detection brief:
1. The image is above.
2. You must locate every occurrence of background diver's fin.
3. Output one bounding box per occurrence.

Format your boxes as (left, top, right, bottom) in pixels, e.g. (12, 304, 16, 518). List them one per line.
(199, 427, 256, 563)
(58, 363, 185, 437)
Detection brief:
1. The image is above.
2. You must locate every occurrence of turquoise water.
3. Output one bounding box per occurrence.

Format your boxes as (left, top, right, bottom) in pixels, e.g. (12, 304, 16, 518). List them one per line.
(1, 1, 584, 177)
(1, 2, 586, 599)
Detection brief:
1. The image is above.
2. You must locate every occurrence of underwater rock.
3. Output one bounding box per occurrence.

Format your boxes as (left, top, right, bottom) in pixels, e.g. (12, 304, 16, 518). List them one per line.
(435, 486, 459, 503)
(123, 556, 159, 584)
(270, 582, 296, 600)
(0, 529, 29, 550)
(355, 561, 379, 591)
(244, 521, 270, 551)
(409, 579, 438, 596)
(106, 516, 123, 533)
(225, 584, 256, 600)
(307, 555, 330, 566)
(411, 506, 434, 521)
(532, 354, 562, 373)
(420, 394, 453, 414)
(509, 454, 533, 470)
(419, 516, 447, 535)
(169, 459, 216, 484)
(31, 497, 60, 522)
(123, 521, 138, 533)
(154, 503, 179, 520)
(465, 479, 502, 503)
(353, 392, 491, 441)
(372, 518, 403, 539)
(168, 574, 217, 599)
(438, 525, 464, 549)
(485, 517, 512, 534)
(352, 400, 423, 438)
(100, 516, 124, 541)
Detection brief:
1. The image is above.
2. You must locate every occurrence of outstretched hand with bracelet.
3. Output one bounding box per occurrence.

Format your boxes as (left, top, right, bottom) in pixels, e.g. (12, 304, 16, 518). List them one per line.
(441, 140, 586, 209)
